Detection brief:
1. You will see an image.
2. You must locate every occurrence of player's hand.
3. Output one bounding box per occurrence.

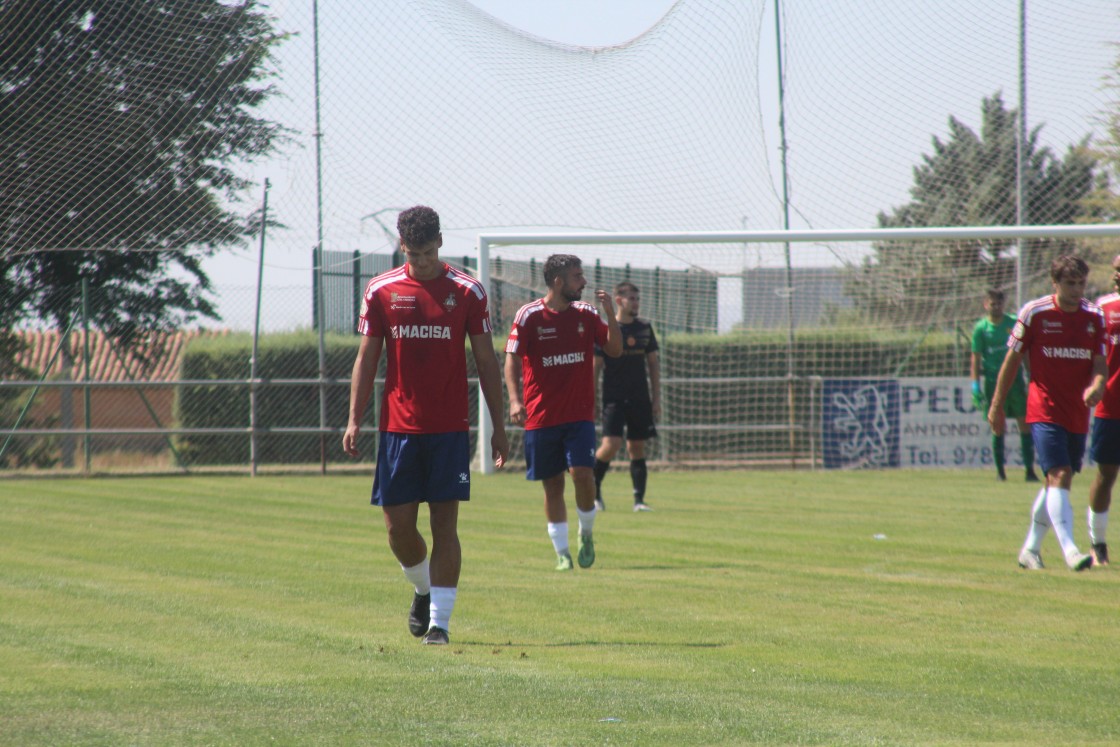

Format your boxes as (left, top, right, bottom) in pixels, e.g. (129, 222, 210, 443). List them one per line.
(342, 424, 361, 457)
(595, 289, 614, 315)
(987, 404, 1006, 436)
(652, 398, 662, 421)
(1085, 383, 1106, 409)
(509, 401, 526, 426)
(971, 381, 987, 412)
(491, 428, 509, 469)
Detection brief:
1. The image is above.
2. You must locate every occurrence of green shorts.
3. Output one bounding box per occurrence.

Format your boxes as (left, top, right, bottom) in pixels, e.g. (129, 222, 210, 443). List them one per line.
(984, 375, 1027, 419)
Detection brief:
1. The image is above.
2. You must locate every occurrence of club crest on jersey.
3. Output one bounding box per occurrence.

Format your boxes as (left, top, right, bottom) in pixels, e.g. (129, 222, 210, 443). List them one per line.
(443, 293, 457, 312)
(578, 322, 585, 336)
(1088, 322, 1096, 336)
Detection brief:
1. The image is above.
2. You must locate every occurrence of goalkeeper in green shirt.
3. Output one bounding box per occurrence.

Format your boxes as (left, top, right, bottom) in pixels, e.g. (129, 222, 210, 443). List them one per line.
(971, 288, 1039, 482)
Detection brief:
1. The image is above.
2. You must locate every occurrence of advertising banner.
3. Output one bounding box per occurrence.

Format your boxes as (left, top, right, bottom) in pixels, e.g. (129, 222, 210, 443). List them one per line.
(822, 377, 1026, 469)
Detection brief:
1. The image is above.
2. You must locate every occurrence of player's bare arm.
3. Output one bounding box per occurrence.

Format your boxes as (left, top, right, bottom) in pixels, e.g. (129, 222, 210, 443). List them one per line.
(343, 334, 384, 457)
(1085, 354, 1109, 409)
(470, 332, 509, 468)
(987, 348, 1022, 436)
(596, 290, 623, 357)
(648, 349, 662, 420)
(504, 351, 527, 426)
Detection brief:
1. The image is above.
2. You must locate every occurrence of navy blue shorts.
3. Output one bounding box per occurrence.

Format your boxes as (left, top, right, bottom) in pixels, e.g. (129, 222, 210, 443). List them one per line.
(1090, 416, 1120, 466)
(523, 421, 596, 480)
(372, 431, 471, 507)
(1031, 422, 1086, 476)
(602, 400, 658, 441)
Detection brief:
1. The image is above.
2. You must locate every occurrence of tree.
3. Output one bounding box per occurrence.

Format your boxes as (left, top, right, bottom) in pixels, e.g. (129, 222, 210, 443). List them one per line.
(847, 94, 1098, 326)
(0, 0, 289, 339)
(1080, 42, 1120, 277)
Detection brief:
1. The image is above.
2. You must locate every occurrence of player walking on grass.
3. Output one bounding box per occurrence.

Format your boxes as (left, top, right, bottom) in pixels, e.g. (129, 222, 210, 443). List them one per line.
(505, 254, 622, 571)
(343, 206, 509, 645)
(970, 288, 1038, 482)
(1086, 253, 1120, 567)
(988, 254, 1106, 572)
(593, 281, 661, 512)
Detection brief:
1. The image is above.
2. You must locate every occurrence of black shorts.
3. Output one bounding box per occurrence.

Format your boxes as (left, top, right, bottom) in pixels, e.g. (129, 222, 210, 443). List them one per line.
(602, 400, 657, 441)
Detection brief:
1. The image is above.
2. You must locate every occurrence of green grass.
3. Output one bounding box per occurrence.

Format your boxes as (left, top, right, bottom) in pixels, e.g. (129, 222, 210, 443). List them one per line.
(1, 470, 1117, 746)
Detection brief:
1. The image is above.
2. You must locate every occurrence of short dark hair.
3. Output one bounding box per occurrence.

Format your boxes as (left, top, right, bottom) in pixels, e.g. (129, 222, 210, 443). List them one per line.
(985, 288, 1005, 303)
(543, 254, 582, 287)
(397, 205, 440, 249)
(1050, 254, 1089, 283)
(614, 280, 639, 296)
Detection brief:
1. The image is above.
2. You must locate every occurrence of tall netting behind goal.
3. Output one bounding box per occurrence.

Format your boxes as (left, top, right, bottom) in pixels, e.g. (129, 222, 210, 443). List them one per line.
(6, 0, 1120, 474)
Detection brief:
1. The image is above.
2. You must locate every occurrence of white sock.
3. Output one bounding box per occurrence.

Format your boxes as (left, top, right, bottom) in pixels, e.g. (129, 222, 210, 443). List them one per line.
(1044, 487, 1079, 557)
(401, 557, 430, 595)
(547, 522, 569, 554)
(576, 507, 596, 536)
(429, 586, 456, 632)
(1088, 508, 1109, 545)
(1024, 488, 1050, 553)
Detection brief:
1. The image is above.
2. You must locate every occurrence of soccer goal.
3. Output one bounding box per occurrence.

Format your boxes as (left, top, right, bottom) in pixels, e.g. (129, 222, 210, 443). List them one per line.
(475, 223, 1120, 474)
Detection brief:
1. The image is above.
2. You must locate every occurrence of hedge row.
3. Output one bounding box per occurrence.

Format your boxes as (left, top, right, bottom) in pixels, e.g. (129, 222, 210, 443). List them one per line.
(174, 329, 969, 464)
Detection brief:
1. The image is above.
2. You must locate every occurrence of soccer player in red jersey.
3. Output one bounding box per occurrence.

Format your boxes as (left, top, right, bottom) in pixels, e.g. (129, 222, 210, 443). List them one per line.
(504, 254, 622, 570)
(343, 206, 509, 645)
(1086, 253, 1120, 566)
(989, 254, 1106, 572)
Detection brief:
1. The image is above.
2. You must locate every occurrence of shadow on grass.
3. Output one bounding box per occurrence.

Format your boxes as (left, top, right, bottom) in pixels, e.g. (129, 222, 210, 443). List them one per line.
(611, 563, 736, 571)
(458, 640, 729, 648)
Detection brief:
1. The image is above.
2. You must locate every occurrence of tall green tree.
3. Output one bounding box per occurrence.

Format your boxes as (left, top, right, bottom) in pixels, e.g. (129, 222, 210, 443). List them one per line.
(1081, 42, 1120, 273)
(0, 0, 288, 339)
(847, 94, 1097, 325)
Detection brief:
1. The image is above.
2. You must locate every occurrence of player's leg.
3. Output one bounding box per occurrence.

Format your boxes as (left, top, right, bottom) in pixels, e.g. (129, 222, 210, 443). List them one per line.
(1088, 464, 1116, 566)
(594, 402, 625, 510)
(1087, 417, 1120, 566)
(420, 432, 470, 644)
(993, 434, 1007, 481)
(594, 436, 622, 510)
(627, 438, 650, 510)
(1018, 421, 1038, 481)
(373, 433, 433, 636)
(526, 426, 574, 569)
(1007, 381, 1036, 481)
(1033, 423, 1092, 571)
(542, 473, 572, 569)
(1019, 485, 1050, 569)
(565, 421, 598, 568)
(985, 376, 1006, 480)
(625, 400, 657, 510)
(424, 500, 460, 644)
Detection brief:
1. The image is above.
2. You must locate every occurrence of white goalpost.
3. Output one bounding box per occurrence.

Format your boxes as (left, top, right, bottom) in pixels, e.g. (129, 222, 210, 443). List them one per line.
(475, 223, 1120, 474)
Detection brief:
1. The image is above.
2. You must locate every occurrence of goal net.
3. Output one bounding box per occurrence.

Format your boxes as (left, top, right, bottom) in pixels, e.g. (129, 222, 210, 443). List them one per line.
(479, 224, 1120, 471)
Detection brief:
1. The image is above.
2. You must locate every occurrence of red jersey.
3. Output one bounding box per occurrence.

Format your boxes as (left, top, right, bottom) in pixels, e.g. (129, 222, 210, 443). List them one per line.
(506, 299, 609, 430)
(1008, 295, 1105, 433)
(1095, 292, 1120, 420)
(358, 263, 493, 433)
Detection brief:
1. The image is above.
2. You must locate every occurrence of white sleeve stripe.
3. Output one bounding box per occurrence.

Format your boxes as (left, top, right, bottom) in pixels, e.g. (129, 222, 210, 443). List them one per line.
(512, 301, 544, 326)
(364, 266, 408, 297)
(446, 266, 487, 300)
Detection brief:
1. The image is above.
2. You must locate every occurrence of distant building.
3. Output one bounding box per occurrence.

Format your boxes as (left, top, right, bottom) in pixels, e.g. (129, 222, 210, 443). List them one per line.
(739, 267, 853, 329)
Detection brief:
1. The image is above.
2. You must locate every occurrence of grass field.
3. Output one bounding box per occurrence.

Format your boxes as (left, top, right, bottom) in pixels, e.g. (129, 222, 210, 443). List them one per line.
(2, 469, 1117, 746)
